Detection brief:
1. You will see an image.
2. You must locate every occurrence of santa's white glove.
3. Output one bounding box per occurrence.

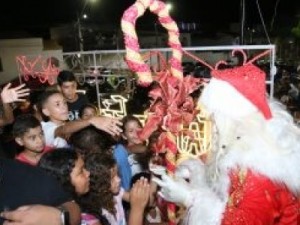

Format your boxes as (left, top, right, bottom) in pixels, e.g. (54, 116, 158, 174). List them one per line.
(151, 168, 193, 207)
(175, 158, 207, 188)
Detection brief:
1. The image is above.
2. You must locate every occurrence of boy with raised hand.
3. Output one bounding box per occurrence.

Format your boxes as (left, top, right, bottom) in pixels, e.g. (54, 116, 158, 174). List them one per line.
(38, 90, 122, 149)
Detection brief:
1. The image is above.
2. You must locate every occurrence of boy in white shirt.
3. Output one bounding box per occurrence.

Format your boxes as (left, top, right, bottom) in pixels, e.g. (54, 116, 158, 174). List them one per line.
(38, 90, 122, 149)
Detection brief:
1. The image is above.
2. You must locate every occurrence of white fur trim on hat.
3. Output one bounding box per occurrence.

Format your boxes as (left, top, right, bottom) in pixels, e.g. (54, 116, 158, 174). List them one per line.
(199, 78, 258, 119)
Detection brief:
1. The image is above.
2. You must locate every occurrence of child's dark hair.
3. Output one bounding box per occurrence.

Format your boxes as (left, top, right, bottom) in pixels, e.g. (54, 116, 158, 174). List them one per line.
(57, 70, 77, 86)
(78, 103, 98, 118)
(121, 115, 142, 132)
(80, 153, 116, 216)
(130, 171, 151, 188)
(13, 114, 41, 137)
(36, 90, 61, 120)
(69, 126, 116, 156)
(38, 148, 78, 197)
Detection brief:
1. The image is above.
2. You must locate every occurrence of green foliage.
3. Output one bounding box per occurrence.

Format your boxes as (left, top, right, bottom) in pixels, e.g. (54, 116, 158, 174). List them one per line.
(292, 21, 300, 39)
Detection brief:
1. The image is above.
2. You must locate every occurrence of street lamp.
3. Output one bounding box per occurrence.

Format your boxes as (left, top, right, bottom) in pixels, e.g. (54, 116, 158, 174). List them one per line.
(166, 3, 172, 12)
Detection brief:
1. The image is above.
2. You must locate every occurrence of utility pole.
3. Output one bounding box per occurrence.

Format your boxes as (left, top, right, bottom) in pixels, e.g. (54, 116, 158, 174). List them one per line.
(76, 0, 93, 51)
(240, 0, 246, 45)
(77, 16, 84, 51)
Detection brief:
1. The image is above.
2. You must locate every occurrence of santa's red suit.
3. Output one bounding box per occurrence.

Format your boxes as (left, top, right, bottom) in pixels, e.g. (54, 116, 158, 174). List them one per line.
(224, 169, 299, 224)
(152, 57, 300, 225)
(220, 169, 299, 225)
(213, 170, 299, 225)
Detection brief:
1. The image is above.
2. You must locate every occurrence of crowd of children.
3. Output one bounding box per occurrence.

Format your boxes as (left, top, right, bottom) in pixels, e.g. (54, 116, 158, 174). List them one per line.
(0, 70, 168, 225)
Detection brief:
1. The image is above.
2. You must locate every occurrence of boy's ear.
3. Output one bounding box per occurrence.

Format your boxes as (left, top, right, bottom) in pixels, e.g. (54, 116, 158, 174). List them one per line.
(15, 137, 24, 146)
(57, 85, 62, 92)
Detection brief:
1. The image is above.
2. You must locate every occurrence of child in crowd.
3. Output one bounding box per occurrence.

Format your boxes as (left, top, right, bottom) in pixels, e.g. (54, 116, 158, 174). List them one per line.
(13, 114, 51, 166)
(69, 126, 116, 157)
(114, 115, 147, 191)
(57, 70, 89, 121)
(38, 149, 90, 196)
(38, 149, 102, 225)
(148, 131, 166, 167)
(79, 104, 98, 120)
(37, 90, 122, 149)
(0, 83, 30, 158)
(121, 115, 149, 176)
(84, 152, 129, 225)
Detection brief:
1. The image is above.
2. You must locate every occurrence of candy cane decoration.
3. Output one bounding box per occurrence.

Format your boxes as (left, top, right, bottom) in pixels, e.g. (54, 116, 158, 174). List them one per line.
(164, 131, 178, 224)
(122, 1, 184, 224)
(121, 0, 183, 86)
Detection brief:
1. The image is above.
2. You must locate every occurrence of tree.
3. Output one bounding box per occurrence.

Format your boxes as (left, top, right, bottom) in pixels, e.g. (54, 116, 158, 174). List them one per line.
(292, 21, 300, 39)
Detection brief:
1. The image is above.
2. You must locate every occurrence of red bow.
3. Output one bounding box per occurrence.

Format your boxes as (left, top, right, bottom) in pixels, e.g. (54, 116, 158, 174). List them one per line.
(139, 71, 202, 153)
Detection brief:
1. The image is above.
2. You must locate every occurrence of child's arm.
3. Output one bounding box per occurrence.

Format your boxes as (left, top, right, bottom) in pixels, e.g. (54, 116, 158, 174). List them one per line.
(128, 178, 150, 225)
(0, 99, 14, 127)
(55, 116, 122, 138)
(127, 143, 147, 154)
(122, 190, 130, 202)
(0, 201, 81, 225)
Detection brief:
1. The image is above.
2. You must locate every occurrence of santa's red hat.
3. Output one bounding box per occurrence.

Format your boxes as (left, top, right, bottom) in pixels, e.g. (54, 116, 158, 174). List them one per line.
(200, 63, 272, 120)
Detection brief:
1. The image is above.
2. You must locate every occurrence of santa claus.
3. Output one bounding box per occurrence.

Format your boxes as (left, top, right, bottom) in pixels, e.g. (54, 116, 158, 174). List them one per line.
(152, 57, 300, 225)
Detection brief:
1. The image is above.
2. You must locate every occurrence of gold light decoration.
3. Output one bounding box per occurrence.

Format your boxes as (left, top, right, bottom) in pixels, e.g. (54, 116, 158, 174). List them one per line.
(99, 94, 211, 158)
(100, 95, 128, 118)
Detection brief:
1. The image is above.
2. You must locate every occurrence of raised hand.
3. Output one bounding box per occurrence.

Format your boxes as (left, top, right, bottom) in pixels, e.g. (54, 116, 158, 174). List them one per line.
(89, 116, 122, 136)
(130, 177, 150, 210)
(128, 178, 150, 225)
(1, 83, 30, 104)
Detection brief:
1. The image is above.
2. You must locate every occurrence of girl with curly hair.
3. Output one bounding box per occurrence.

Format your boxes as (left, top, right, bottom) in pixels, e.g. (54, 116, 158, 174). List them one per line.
(38, 148, 105, 225)
(82, 152, 129, 225)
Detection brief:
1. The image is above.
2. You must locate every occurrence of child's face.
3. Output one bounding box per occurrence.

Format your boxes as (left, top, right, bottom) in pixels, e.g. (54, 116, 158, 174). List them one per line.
(81, 107, 96, 120)
(42, 93, 69, 122)
(122, 120, 142, 146)
(70, 157, 90, 195)
(60, 81, 77, 101)
(15, 126, 45, 153)
(110, 165, 121, 195)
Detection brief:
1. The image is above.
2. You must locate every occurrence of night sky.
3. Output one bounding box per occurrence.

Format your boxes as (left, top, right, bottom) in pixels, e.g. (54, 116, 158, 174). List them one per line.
(0, 0, 299, 33)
